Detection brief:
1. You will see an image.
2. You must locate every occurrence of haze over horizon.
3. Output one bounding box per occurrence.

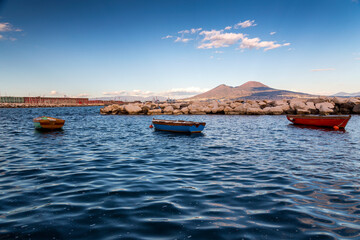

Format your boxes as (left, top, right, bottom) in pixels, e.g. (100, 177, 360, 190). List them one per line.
(0, 0, 359, 98)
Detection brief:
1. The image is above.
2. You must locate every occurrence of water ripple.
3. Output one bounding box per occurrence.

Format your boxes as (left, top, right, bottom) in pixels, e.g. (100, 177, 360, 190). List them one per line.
(0, 108, 359, 239)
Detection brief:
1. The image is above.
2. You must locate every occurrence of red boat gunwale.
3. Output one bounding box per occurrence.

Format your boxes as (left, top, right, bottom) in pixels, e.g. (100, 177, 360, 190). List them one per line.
(286, 115, 351, 129)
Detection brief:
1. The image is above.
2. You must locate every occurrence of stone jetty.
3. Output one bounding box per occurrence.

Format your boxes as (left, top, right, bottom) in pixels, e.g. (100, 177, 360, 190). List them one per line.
(100, 97, 360, 115)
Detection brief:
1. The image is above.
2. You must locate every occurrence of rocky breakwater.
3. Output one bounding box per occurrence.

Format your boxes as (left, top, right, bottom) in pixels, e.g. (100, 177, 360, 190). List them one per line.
(100, 97, 360, 115)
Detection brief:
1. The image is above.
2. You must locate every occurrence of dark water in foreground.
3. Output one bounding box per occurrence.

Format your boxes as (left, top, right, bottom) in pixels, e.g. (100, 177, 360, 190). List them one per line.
(0, 107, 359, 240)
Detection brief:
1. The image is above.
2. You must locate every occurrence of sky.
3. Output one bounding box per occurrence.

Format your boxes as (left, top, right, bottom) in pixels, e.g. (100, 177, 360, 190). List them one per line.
(0, 0, 359, 98)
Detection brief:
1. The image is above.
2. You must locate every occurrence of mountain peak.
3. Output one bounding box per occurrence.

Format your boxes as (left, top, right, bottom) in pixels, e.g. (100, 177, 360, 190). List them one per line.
(237, 81, 269, 90)
(215, 84, 230, 88)
(188, 81, 312, 100)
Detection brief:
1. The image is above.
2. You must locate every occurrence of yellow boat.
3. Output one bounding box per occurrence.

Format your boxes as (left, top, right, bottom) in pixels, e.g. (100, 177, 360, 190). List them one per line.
(33, 116, 65, 130)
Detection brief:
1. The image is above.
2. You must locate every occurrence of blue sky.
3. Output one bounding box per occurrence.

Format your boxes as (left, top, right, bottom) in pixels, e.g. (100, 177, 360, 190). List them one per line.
(0, 0, 359, 98)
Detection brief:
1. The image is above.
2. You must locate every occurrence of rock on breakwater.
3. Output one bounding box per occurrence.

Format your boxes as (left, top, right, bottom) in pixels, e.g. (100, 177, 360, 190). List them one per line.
(100, 97, 360, 115)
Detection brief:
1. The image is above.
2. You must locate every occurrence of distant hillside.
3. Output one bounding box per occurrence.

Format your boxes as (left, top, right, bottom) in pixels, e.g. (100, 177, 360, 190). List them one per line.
(332, 92, 360, 97)
(188, 81, 314, 100)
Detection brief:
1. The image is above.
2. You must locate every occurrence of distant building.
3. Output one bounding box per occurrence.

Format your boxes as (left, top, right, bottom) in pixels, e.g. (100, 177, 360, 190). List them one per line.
(0, 96, 117, 106)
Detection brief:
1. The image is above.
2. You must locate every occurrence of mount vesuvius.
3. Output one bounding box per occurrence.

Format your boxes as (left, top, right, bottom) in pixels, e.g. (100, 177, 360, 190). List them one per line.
(188, 81, 314, 100)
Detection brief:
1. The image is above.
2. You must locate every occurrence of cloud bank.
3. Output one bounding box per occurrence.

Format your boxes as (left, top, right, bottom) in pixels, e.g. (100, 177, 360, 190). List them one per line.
(162, 19, 290, 52)
(48, 90, 91, 98)
(102, 87, 209, 99)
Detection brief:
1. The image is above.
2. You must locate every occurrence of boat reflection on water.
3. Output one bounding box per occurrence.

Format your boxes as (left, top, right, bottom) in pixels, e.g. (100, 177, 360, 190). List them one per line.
(34, 128, 64, 133)
(288, 124, 347, 133)
(153, 129, 205, 137)
(34, 128, 65, 140)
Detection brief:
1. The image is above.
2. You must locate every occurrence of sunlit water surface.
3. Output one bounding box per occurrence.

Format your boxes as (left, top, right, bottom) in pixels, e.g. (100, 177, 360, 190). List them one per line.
(0, 107, 359, 239)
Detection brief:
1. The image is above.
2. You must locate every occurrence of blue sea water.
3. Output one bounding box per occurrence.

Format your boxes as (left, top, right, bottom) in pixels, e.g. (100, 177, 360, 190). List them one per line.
(0, 106, 359, 240)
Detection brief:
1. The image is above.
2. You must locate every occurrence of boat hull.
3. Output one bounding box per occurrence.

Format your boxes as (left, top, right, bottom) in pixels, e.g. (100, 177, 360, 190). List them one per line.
(286, 115, 351, 129)
(33, 116, 65, 130)
(152, 119, 206, 133)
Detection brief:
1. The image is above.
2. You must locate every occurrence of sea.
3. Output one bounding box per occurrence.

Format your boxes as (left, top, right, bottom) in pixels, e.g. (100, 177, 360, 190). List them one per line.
(0, 106, 359, 240)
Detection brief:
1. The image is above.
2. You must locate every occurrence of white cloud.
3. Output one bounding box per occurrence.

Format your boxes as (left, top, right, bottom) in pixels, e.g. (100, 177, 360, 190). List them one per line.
(355, 57, 360, 60)
(214, 51, 223, 54)
(161, 87, 210, 97)
(132, 90, 154, 96)
(239, 37, 290, 51)
(102, 87, 208, 99)
(78, 93, 90, 97)
(103, 90, 155, 97)
(311, 68, 336, 72)
(191, 28, 202, 34)
(178, 28, 202, 35)
(0, 23, 12, 32)
(50, 90, 59, 96)
(198, 30, 244, 49)
(165, 19, 290, 52)
(178, 30, 190, 34)
(200, 30, 222, 39)
(234, 20, 257, 29)
(175, 37, 192, 43)
(162, 35, 173, 39)
(0, 22, 22, 41)
(103, 91, 127, 96)
(0, 22, 22, 32)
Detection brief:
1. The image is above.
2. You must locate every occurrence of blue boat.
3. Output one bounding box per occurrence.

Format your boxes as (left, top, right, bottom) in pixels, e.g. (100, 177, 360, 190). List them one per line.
(152, 119, 206, 133)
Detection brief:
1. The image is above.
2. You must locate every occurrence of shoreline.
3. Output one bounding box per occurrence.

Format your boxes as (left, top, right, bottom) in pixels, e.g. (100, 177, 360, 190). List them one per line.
(100, 97, 360, 115)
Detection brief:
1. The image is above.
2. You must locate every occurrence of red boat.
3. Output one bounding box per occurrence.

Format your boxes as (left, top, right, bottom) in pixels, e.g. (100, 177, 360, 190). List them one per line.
(286, 115, 351, 129)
